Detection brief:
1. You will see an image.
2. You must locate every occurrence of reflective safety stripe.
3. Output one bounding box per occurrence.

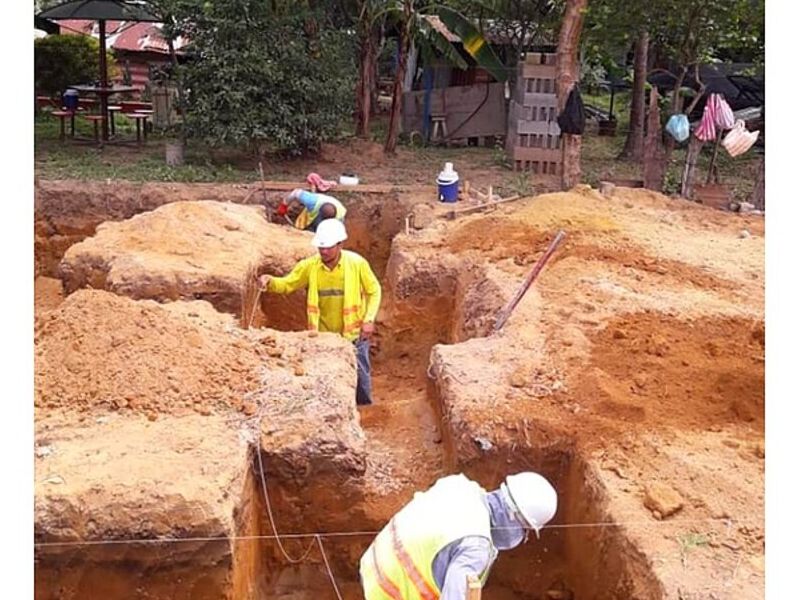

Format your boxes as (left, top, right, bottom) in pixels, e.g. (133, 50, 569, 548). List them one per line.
(318, 289, 344, 297)
(306, 305, 320, 314)
(343, 321, 363, 334)
(372, 542, 403, 600)
(342, 305, 360, 315)
(390, 520, 438, 600)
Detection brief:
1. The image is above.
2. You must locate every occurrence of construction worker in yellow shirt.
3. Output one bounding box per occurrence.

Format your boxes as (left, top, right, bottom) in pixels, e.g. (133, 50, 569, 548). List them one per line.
(259, 219, 381, 405)
(360, 471, 558, 599)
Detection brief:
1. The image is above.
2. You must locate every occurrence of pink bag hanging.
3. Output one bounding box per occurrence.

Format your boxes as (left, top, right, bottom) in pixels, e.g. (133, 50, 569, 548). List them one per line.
(694, 96, 718, 142)
(712, 94, 735, 130)
(722, 120, 759, 157)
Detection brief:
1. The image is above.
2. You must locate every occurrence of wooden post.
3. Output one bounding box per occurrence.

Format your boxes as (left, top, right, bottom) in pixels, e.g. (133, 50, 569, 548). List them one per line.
(466, 574, 481, 600)
(705, 129, 724, 184)
(680, 135, 704, 198)
(643, 89, 665, 191)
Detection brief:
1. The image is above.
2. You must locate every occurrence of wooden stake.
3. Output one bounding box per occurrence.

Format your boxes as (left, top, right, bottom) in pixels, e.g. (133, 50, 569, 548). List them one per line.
(466, 575, 481, 600)
(446, 194, 522, 219)
(258, 161, 271, 220)
(705, 128, 724, 184)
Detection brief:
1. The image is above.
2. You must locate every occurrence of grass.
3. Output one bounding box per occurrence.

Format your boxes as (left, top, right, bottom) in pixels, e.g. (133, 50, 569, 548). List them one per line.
(35, 113, 260, 183)
(34, 108, 761, 202)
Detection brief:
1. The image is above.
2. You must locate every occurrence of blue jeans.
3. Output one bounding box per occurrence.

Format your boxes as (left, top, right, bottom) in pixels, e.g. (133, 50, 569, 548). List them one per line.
(355, 339, 373, 406)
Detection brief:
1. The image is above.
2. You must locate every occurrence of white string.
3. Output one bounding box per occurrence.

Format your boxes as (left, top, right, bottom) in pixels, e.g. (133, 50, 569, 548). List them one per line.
(246, 288, 263, 330)
(34, 517, 736, 548)
(316, 535, 344, 600)
(255, 447, 316, 564)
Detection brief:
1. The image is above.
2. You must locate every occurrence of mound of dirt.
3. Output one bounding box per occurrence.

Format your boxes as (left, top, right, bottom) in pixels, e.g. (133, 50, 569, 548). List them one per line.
(35, 413, 253, 600)
(58, 201, 313, 316)
(34, 276, 64, 317)
(35, 289, 268, 417)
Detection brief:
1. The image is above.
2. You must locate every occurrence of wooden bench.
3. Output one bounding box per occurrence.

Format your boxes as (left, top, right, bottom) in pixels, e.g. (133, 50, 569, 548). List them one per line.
(37, 96, 59, 110)
(50, 110, 76, 141)
(120, 101, 154, 114)
(129, 112, 150, 143)
(83, 115, 105, 144)
(107, 105, 122, 136)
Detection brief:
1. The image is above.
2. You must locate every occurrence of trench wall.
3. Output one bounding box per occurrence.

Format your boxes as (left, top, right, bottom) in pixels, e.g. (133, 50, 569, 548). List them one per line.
(34, 181, 425, 279)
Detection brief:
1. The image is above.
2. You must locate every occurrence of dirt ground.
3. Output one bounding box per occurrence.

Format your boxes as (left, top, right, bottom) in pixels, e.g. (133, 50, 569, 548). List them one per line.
(34, 178, 764, 599)
(413, 187, 764, 598)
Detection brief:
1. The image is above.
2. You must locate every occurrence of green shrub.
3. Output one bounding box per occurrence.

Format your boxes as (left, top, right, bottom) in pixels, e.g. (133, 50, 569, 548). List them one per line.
(181, 2, 355, 157)
(34, 35, 116, 97)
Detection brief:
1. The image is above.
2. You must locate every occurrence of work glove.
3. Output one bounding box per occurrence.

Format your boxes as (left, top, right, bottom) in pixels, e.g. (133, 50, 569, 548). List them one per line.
(277, 202, 288, 217)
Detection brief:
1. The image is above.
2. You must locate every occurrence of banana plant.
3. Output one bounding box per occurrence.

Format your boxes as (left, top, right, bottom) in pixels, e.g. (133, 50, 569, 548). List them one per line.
(379, 0, 507, 154)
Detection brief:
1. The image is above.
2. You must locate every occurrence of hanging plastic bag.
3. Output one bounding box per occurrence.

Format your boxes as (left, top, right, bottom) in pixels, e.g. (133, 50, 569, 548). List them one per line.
(665, 114, 690, 142)
(694, 97, 718, 142)
(712, 94, 735, 130)
(722, 119, 759, 157)
(556, 86, 586, 135)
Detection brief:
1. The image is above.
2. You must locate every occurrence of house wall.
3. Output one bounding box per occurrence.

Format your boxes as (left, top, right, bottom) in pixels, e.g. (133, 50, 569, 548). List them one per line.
(112, 51, 171, 94)
(401, 82, 507, 140)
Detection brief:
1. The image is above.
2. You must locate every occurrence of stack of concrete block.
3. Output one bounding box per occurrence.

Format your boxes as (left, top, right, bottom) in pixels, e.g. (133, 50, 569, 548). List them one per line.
(505, 52, 562, 176)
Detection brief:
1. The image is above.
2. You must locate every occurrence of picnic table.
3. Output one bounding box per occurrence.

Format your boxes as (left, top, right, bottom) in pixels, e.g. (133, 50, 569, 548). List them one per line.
(68, 85, 138, 141)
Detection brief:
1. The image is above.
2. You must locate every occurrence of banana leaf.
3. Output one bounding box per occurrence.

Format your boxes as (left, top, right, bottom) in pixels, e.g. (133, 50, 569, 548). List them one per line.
(437, 6, 507, 83)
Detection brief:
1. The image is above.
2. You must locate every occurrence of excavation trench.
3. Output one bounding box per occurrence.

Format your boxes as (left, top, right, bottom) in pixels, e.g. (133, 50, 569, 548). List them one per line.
(242, 219, 657, 599)
(34, 184, 664, 599)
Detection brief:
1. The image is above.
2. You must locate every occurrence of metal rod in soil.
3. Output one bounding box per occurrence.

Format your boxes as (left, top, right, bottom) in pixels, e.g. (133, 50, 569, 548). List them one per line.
(493, 230, 566, 332)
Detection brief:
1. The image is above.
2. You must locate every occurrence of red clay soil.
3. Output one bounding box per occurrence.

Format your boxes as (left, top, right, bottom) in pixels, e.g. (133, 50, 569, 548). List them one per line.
(390, 186, 764, 598)
(575, 313, 765, 432)
(35, 290, 266, 418)
(34, 276, 64, 316)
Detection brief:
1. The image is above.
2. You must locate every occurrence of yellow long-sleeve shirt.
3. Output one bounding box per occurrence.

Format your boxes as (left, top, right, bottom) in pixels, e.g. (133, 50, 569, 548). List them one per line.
(266, 250, 381, 340)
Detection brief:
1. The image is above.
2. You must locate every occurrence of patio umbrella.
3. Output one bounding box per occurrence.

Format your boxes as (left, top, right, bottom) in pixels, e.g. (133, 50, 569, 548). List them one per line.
(37, 1, 160, 140)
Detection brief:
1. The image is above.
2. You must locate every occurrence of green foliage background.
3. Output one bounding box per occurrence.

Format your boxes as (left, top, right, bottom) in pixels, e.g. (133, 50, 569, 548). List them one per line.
(34, 35, 116, 97)
(180, 1, 355, 156)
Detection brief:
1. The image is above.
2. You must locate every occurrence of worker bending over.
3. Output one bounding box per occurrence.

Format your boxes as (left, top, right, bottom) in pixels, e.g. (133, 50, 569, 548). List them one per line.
(278, 172, 346, 231)
(360, 471, 558, 599)
(259, 219, 380, 405)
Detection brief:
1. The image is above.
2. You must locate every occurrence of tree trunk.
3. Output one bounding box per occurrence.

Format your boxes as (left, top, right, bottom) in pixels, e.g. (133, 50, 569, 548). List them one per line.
(167, 36, 187, 146)
(403, 42, 418, 92)
(384, 28, 411, 154)
(643, 88, 665, 190)
(679, 135, 704, 198)
(355, 26, 377, 137)
(619, 30, 648, 161)
(555, 0, 588, 190)
(751, 156, 765, 210)
(658, 67, 687, 169)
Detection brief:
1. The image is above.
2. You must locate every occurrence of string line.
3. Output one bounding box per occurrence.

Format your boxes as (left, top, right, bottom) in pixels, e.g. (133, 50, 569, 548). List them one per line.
(34, 517, 736, 548)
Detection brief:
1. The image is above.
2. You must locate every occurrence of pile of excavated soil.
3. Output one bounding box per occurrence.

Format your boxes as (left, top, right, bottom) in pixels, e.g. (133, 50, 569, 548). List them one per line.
(34, 289, 267, 417)
(58, 200, 312, 316)
(34, 276, 64, 317)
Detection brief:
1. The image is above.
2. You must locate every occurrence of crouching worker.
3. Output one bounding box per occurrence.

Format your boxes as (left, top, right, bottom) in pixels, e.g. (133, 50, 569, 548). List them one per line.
(360, 471, 558, 599)
(259, 219, 381, 405)
(277, 174, 346, 232)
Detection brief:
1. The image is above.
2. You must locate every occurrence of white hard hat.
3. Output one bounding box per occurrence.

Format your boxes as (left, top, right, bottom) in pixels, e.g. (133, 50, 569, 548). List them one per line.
(312, 219, 348, 248)
(500, 472, 557, 538)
